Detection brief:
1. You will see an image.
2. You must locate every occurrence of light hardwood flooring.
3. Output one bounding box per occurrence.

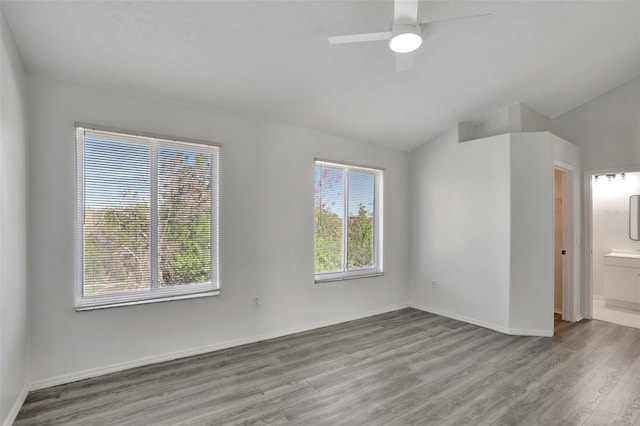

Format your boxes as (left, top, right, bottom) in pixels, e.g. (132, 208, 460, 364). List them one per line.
(15, 308, 640, 425)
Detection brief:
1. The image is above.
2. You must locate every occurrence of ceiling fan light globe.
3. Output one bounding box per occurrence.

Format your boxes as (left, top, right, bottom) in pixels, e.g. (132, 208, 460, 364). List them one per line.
(388, 24, 422, 53)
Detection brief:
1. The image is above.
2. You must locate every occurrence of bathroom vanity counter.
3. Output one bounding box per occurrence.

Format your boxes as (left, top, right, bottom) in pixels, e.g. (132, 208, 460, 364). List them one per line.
(604, 251, 640, 309)
(604, 251, 640, 267)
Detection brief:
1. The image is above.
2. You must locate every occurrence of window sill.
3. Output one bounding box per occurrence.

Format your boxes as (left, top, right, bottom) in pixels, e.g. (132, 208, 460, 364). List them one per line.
(315, 271, 384, 284)
(75, 289, 220, 311)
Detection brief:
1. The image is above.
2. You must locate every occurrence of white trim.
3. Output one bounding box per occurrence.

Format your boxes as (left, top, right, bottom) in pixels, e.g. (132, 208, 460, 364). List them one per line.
(74, 127, 84, 308)
(150, 143, 158, 290)
(75, 289, 219, 311)
(75, 122, 222, 149)
(28, 303, 410, 391)
(507, 328, 553, 337)
(410, 303, 553, 337)
(313, 160, 383, 280)
(314, 158, 384, 172)
(75, 126, 220, 309)
(553, 162, 580, 322)
(342, 168, 349, 271)
(375, 169, 384, 274)
(3, 385, 28, 426)
(584, 165, 640, 321)
(315, 271, 384, 283)
(211, 148, 220, 289)
(584, 169, 594, 319)
(75, 281, 219, 310)
(411, 303, 510, 334)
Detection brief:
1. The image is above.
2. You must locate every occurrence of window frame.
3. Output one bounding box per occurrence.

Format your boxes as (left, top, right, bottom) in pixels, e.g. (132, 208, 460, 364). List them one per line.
(75, 124, 220, 311)
(314, 159, 384, 283)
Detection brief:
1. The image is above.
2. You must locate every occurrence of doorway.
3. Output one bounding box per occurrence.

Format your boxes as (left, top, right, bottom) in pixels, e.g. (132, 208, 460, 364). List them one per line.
(554, 169, 564, 321)
(553, 165, 576, 331)
(589, 169, 640, 329)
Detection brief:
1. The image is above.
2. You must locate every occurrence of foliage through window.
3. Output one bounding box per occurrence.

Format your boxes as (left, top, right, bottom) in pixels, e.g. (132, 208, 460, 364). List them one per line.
(76, 126, 219, 310)
(314, 160, 382, 281)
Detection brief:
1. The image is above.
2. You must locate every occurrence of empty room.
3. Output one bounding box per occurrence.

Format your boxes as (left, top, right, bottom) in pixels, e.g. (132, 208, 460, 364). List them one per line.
(1, 0, 640, 425)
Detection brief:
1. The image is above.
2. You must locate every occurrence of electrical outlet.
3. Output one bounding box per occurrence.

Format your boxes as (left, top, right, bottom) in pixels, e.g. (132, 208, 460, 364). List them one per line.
(432, 280, 437, 289)
(253, 297, 260, 308)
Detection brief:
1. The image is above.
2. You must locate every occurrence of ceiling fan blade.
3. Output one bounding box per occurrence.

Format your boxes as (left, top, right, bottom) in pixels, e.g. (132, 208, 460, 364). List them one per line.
(328, 31, 392, 45)
(395, 52, 414, 72)
(394, 0, 419, 24)
(421, 13, 494, 37)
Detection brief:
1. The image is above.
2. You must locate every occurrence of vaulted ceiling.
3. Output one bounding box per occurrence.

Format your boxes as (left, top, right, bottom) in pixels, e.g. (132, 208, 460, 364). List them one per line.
(3, 1, 639, 151)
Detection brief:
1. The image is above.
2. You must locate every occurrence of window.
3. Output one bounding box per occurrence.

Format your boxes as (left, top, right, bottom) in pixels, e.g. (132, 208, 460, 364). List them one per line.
(314, 160, 383, 282)
(75, 126, 219, 310)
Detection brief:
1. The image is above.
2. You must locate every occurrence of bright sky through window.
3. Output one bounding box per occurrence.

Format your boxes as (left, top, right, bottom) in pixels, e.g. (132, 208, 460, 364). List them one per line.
(84, 137, 150, 209)
(314, 166, 374, 218)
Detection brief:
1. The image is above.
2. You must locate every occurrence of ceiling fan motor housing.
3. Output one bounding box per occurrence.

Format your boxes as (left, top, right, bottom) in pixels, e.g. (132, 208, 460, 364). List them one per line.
(389, 23, 423, 53)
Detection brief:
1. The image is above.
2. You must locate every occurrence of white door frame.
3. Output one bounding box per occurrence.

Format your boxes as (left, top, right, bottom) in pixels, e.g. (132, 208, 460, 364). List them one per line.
(584, 165, 640, 320)
(554, 161, 580, 322)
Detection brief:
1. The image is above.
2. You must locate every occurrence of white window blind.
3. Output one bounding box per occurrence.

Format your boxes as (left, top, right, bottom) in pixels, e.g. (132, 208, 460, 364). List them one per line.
(75, 126, 220, 310)
(314, 160, 383, 282)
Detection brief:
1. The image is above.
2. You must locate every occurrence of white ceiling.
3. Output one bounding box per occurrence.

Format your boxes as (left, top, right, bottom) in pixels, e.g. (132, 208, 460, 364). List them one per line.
(2, 1, 639, 151)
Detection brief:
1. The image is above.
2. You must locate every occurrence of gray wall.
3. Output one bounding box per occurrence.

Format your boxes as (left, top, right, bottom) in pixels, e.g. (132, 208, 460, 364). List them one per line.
(408, 129, 512, 332)
(508, 133, 554, 333)
(551, 77, 640, 170)
(26, 75, 410, 388)
(408, 130, 579, 335)
(551, 77, 640, 317)
(0, 11, 29, 426)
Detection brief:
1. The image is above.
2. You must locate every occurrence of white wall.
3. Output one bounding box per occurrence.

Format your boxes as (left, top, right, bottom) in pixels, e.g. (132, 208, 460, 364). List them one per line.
(408, 128, 511, 332)
(474, 106, 514, 140)
(509, 133, 580, 331)
(520, 104, 551, 133)
(551, 77, 639, 317)
(409, 128, 579, 336)
(0, 12, 29, 426)
(591, 172, 640, 296)
(460, 103, 551, 143)
(551, 77, 640, 171)
(509, 133, 554, 334)
(26, 75, 410, 387)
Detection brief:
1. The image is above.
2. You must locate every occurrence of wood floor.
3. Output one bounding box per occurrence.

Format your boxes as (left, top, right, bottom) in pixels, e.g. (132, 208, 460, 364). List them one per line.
(15, 308, 640, 425)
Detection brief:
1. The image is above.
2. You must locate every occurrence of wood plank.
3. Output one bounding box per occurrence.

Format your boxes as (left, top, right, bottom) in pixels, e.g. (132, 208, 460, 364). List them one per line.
(14, 309, 640, 425)
(597, 357, 640, 425)
(583, 407, 631, 425)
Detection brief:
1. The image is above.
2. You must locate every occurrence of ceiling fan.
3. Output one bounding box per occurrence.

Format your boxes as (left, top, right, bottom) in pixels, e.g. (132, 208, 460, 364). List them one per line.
(328, 0, 493, 72)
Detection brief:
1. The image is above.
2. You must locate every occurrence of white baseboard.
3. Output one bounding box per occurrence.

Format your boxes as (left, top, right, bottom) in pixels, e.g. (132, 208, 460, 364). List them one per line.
(29, 303, 410, 391)
(3, 384, 28, 426)
(507, 327, 554, 337)
(410, 303, 553, 337)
